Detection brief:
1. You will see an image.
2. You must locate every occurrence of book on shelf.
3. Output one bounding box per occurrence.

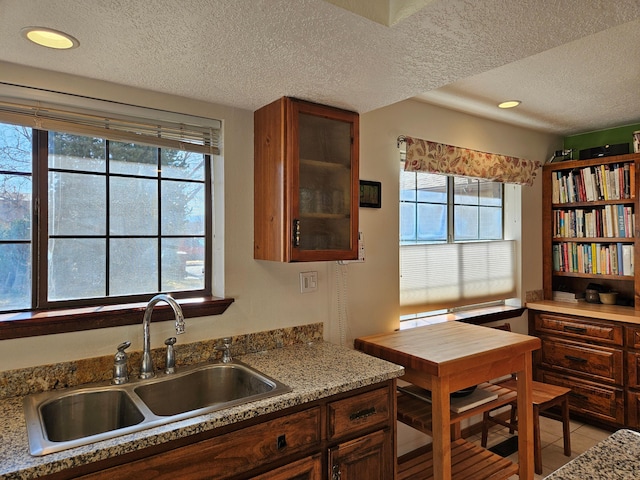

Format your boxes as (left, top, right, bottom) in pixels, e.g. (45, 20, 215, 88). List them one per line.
(553, 242, 634, 275)
(552, 291, 585, 303)
(551, 162, 634, 204)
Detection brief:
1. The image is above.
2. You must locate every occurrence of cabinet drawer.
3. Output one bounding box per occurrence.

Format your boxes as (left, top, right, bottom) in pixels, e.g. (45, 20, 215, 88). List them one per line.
(327, 387, 391, 442)
(540, 337, 623, 384)
(534, 313, 623, 345)
(81, 407, 322, 480)
(540, 371, 624, 425)
(251, 453, 322, 480)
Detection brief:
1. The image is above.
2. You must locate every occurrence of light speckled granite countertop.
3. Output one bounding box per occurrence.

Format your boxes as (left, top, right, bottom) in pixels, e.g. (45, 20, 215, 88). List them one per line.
(544, 429, 640, 479)
(0, 341, 403, 479)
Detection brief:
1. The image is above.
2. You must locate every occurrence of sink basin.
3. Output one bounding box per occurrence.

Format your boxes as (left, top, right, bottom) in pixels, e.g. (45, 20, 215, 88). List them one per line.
(23, 361, 291, 456)
(40, 389, 145, 442)
(135, 363, 283, 417)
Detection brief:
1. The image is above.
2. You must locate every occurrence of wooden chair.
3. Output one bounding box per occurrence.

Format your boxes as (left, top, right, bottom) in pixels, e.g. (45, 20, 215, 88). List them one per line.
(480, 323, 572, 475)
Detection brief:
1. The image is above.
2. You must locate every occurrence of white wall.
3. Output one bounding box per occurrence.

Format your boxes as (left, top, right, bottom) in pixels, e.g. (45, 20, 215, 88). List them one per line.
(0, 63, 560, 371)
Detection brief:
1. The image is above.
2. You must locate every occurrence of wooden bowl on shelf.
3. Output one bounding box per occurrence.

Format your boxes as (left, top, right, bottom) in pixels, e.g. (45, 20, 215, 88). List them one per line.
(599, 292, 618, 305)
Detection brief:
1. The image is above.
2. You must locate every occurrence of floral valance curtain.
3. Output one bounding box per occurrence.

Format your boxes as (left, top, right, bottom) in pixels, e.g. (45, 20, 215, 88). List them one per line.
(399, 135, 541, 186)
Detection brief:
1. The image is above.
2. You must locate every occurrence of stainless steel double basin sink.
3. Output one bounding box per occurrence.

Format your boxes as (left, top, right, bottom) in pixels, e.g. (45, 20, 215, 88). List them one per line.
(23, 361, 291, 456)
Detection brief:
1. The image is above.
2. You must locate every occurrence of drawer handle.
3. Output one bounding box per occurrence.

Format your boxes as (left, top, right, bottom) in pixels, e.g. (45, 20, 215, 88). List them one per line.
(349, 406, 376, 421)
(563, 325, 587, 334)
(565, 355, 588, 363)
(569, 391, 588, 401)
(277, 434, 287, 450)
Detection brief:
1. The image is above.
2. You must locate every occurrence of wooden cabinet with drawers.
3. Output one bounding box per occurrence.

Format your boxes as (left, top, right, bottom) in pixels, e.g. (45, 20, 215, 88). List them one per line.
(529, 308, 636, 427)
(65, 381, 395, 480)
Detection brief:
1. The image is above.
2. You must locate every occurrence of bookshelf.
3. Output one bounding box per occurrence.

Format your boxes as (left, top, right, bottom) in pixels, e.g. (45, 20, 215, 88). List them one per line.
(542, 153, 640, 308)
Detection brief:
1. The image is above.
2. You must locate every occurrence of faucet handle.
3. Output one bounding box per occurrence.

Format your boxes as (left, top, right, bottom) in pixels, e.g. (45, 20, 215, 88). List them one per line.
(112, 341, 131, 385)
(215, 337, 233, 363)
(164, 337, 177, 374)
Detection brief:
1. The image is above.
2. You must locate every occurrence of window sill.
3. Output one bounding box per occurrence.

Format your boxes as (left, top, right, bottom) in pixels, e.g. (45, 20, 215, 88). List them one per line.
(398, 305, 525, 330)
(0, 296, 235, 340)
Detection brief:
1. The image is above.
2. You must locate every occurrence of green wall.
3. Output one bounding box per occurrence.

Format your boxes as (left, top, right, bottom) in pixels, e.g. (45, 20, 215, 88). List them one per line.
(564, 123, 640, 158)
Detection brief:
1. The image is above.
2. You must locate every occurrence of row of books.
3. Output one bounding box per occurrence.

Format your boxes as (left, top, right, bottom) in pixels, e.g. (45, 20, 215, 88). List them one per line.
(552, 242, 634, 276)
(551, 162, 635, 204)
(553, 205, 635, 239)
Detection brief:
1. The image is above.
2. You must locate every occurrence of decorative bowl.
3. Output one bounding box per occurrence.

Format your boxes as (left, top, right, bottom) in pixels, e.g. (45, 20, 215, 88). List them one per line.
(599, 292, 618, 305)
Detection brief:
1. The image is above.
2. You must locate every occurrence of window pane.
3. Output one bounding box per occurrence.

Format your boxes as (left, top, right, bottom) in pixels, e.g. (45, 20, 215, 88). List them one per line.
(0, 174, 31, 240)
(161, 180, 205, 236)
(454, 177, 479, 205)
(162, 238, 204, 291)
(0, 243, 31, 310)
(417, 203, 446, 242)
(49, 132, 106, 172)
(0, 123, 32, 172)
(400, 202, 416, 242)
(49, 172, 106, 236)
(161, 150, 205, 181)
(110, 177, 158, 235)
(479, 206, 502, 239)
(400, 169, 416, 202)
(110, 238, 157, 295)
(109, 141, 157, 176)
(417, 173, 446, 203)
(454, 205, 479, 240)
(479, 181, 502, 206)
(48, 238, 106, 300)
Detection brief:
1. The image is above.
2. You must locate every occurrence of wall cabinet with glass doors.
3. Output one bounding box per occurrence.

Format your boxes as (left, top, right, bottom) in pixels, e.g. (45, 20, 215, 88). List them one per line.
(254, 97, 359, 262)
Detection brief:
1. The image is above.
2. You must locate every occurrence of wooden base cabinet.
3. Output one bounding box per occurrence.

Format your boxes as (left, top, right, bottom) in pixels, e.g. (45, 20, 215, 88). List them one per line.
(65, 382, 395, 480)
(529, 308, 630, 428)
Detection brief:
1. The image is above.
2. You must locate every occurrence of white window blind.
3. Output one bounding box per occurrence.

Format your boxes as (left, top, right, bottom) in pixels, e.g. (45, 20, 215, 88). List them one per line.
(0, 84, 220, 155)
(400, 240, 517, 315)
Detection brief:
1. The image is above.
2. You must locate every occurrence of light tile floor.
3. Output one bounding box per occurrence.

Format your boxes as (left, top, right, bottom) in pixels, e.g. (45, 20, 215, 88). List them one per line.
(466, 415, 614, 479)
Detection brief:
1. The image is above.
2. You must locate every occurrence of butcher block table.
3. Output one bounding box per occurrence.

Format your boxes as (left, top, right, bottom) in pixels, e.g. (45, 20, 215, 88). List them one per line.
(355, 321, 541, 480)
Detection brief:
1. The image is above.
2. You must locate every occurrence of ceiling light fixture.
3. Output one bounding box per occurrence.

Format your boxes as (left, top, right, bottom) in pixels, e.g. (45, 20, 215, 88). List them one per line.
(21, 27, 79, 50)
(498, 100, 521, 109)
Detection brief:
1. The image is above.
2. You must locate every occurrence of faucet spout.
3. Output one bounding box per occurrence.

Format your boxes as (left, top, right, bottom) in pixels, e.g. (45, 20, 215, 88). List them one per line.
(140, 294, 185, 379)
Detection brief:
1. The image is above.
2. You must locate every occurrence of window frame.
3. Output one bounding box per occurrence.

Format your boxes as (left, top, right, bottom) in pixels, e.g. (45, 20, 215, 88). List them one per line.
(0, 94, 232, 339)
(399, 164, 513, 319)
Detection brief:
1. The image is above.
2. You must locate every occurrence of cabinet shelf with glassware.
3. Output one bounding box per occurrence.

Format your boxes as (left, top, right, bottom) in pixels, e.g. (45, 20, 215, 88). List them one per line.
(254, 97, 359, 262)
(542, 153, 640, 308)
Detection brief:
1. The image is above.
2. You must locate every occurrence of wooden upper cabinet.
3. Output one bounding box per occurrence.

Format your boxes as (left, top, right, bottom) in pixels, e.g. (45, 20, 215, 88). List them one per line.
(254, 97, 359, 262)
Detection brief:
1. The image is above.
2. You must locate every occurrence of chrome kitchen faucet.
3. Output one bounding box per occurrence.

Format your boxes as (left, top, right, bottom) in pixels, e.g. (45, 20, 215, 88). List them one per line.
(140, 294, 185, 379)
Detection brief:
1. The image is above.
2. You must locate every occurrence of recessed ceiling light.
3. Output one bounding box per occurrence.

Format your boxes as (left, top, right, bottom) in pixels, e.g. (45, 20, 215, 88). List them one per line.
(498, 100, 521, 109)
(21, 27, 79, 50)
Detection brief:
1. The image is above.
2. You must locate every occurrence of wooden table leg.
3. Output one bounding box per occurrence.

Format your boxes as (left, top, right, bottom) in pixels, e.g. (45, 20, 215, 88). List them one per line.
(431, 376, 451, 480)
(516, 354, 535, 480)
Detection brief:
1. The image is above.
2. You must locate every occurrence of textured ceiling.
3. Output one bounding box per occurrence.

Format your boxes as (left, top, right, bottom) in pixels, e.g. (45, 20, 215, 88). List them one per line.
(0, 0, 639, 135)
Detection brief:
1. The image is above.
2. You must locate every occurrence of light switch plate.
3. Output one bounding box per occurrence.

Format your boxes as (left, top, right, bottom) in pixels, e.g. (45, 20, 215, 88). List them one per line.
(300, 271, 318, 293)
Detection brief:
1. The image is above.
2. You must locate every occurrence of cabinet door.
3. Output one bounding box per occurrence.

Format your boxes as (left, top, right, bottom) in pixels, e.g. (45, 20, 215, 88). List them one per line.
(328, 429, 392, 480)
(251, 454, 322, 480)
(291, 100, 359, 262)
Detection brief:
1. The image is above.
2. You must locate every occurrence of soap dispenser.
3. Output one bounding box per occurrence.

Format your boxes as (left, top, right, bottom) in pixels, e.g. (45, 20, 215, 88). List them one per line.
(112, 341, 131, 385)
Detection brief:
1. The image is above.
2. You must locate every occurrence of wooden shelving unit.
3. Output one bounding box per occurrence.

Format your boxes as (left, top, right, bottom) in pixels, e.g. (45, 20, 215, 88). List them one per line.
(396, 382, 519, 479)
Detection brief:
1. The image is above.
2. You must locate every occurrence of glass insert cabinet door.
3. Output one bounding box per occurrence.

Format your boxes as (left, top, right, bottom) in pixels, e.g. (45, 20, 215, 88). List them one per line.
(294, 103, 359, 261)
(254, 97, 359, 262)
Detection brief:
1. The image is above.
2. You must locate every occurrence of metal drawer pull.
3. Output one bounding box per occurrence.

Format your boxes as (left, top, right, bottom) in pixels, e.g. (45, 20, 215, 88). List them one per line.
(569, 391, 588, 401)
(565, 355, 588, 363)
(349, 406, 376, 421)
(563, 325, 587, 333)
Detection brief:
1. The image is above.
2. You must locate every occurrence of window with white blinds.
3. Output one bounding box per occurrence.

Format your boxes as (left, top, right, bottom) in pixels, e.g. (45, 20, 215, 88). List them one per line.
(399, 241, 517, 315)
(399, 164, 517, 316)
(0, 84, 220, 155)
